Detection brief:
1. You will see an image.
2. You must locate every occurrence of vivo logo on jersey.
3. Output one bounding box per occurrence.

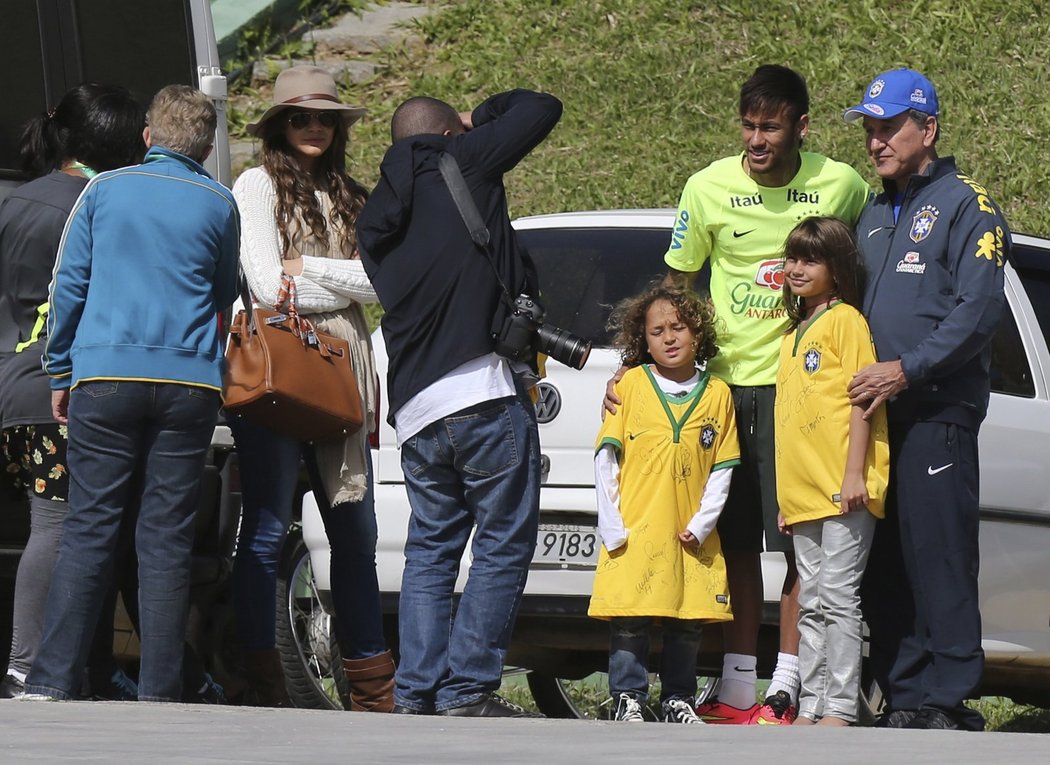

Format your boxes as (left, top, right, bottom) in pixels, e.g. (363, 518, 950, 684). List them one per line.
(670, 209, 689, 249)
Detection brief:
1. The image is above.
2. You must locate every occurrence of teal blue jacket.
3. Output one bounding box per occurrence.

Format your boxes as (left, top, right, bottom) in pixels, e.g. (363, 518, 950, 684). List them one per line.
(44, 147, 239, 392)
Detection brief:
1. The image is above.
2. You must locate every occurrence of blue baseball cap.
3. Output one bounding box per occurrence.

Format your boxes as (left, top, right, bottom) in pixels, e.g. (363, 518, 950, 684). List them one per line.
(843, 68, 939, 123)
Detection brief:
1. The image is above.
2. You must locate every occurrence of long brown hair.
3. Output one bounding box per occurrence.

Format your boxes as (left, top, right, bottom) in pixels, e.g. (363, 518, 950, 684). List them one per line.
(259, 113, 368, 258)
(782, 216, 865, 330)
(609, 281, 719, 369)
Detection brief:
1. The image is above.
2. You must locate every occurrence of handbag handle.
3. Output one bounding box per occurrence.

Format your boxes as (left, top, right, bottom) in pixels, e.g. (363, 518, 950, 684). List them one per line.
(274, 274, 311, 347)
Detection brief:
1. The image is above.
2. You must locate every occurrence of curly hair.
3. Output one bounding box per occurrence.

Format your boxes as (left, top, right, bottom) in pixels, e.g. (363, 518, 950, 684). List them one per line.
(609, 281, 719, 369)
(782, 216, 866, 330)
(259, 114, 367, 258)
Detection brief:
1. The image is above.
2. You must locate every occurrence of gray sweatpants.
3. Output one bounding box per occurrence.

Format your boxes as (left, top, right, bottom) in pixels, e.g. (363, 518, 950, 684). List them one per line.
(792, 509, 876, 723)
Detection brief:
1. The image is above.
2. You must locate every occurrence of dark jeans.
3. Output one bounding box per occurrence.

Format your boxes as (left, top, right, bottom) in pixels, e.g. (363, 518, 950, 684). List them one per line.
(25, 381, 218, 702)
(609, 617, 703, 703)
(394, 385, 541, 712)
(861, 420, 985, 730)
(229, 417, 385, 659)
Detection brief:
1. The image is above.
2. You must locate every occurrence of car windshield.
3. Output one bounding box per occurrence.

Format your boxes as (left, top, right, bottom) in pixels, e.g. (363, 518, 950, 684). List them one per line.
(519, 226, 710, 347)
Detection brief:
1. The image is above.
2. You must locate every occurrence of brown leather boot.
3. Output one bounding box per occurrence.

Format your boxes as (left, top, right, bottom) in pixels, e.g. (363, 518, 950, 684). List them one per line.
(343, 650, 395, 712)
(244, 648, 291, 707)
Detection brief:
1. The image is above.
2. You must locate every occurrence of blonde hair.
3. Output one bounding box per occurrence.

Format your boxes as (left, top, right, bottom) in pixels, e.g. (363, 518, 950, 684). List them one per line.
(147, 85, 215, 162)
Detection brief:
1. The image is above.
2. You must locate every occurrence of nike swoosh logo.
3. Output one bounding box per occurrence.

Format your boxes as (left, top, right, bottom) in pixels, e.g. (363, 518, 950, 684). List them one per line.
(867, 227, 885, 238)
(755, 717, 781, 725)
(928, 463, 954, 475)
(733, 229, 755, 238)
(628, 431, 648, 440)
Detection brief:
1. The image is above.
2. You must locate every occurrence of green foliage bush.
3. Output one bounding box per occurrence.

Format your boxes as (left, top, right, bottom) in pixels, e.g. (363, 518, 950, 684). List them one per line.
(341, 0, 1050, 234)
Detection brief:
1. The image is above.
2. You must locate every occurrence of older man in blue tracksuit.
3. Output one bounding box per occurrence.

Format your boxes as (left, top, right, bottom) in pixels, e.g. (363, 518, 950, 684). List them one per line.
(843, 69, 1009, 731)
(25, 85, 239, 702)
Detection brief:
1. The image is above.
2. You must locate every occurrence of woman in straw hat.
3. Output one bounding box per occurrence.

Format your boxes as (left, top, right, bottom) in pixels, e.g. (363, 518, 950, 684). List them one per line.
(230, 65, 392, 710)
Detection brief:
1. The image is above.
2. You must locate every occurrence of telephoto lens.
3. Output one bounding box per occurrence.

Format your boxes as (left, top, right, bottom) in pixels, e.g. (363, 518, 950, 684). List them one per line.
(536, 324, 591, 370)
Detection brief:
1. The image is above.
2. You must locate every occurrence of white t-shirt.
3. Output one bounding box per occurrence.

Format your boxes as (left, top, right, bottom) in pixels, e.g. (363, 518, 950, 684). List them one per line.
(392, 353, 515, 446)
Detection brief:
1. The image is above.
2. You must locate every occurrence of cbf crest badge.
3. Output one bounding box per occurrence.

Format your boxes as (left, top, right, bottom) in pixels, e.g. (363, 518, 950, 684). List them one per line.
(804, 348, 821, 374)
(909, 205, 940, 243)
(700, 424, 716, 450)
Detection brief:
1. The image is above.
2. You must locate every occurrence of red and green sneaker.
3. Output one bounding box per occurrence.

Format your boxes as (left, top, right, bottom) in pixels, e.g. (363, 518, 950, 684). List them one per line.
(694, 697, 760, 724)
(753, 690, 798, 725)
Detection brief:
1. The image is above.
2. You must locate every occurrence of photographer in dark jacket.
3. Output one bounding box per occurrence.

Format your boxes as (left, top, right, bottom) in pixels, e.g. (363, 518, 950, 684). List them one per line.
(357, 89, 561, 717)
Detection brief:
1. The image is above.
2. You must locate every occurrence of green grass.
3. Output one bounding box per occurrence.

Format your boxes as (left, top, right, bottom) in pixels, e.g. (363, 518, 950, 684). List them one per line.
(316, 0, 1050, 235)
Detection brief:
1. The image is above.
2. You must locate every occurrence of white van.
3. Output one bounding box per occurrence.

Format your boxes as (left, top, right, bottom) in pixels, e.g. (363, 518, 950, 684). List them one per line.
(0, 0, 230, 203)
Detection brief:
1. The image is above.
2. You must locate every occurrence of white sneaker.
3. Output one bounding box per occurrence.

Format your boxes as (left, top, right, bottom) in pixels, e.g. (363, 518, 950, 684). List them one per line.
(16, 692, 58, 701)
(612, 692, 645, 722)
(662, 697, 704, 724)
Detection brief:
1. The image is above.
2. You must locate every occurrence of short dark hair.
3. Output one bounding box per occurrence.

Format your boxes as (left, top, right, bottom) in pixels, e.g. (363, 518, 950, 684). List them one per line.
(18, 83, 145, 180)
(390, 96, 461, 143)
(906, 108, 940, 144)
(739, 65, 809, 123)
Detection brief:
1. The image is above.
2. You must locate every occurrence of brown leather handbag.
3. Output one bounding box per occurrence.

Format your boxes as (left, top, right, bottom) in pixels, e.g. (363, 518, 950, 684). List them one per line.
(224, 276, 363, 442)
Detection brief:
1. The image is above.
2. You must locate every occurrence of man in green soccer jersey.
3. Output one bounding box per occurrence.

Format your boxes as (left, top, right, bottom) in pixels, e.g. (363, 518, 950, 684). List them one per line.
(608, 65, 870, 724)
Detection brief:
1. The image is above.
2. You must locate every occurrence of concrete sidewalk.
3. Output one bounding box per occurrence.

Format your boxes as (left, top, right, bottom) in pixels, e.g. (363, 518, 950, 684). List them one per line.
(2, 700, 1048, 764)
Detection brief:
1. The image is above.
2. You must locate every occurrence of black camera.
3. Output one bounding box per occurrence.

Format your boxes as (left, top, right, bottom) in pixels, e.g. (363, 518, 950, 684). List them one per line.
(494, 294, 592, 370)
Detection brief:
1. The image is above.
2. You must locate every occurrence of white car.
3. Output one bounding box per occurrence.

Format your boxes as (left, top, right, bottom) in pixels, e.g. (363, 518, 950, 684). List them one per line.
(287, 210, 1050, 715)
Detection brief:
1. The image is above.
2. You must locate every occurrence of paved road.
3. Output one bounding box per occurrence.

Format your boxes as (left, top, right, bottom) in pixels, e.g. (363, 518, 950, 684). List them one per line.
(2, 700, 1048, 764)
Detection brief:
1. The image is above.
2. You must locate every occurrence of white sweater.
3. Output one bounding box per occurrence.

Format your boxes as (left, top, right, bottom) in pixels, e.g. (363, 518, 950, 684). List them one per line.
(231, 167, 377, 313)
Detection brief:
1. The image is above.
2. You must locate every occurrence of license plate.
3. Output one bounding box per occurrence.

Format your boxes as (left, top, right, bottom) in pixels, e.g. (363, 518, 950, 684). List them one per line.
(532, 522, 599, 569)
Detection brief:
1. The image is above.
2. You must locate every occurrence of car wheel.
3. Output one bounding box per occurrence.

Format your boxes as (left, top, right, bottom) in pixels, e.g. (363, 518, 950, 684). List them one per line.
(275, 531, 349, 709)
(526, 672, 717, 719)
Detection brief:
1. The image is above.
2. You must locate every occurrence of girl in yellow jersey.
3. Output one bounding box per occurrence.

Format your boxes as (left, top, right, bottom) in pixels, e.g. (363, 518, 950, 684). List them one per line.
(774, 217, 889, 726)
(590, 283, 740, 723)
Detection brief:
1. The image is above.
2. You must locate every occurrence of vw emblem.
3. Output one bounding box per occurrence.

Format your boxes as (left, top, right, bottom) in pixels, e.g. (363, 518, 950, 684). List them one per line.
(534, 382, 561, 423)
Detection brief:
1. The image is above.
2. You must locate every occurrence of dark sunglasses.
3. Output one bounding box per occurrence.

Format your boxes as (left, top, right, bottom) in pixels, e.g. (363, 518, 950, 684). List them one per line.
(287, 111, 339, 129)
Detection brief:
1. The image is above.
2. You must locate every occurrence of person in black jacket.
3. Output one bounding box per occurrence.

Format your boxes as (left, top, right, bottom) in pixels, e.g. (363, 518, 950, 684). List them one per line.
(357, 89, 561, 717)
(842, 68, 1009, 732)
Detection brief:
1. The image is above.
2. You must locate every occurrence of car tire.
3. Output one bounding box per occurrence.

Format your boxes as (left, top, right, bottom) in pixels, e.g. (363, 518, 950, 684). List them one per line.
(275, 531, 349, 710)
(526, 672, 582, 719)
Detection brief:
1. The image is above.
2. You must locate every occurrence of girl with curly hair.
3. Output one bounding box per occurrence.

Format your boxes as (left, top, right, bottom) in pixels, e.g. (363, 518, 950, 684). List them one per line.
(231, 66, 391, 709)
(589, 282, 740, 723)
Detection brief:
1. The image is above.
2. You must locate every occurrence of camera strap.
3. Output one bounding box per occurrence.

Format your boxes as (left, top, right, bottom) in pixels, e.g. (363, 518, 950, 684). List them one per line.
(437, 152, 516, 308)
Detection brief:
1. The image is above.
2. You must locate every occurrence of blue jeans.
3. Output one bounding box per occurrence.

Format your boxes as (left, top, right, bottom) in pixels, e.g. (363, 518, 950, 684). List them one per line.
(230, 417, 385, 659)
(394, 386, 541, 712)
(609, 617, 703, 703)
(25, 381, 218, 702)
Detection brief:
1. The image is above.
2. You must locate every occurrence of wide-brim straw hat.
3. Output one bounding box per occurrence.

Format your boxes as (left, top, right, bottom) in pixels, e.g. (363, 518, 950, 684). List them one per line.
(246, 65, 367, 136)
